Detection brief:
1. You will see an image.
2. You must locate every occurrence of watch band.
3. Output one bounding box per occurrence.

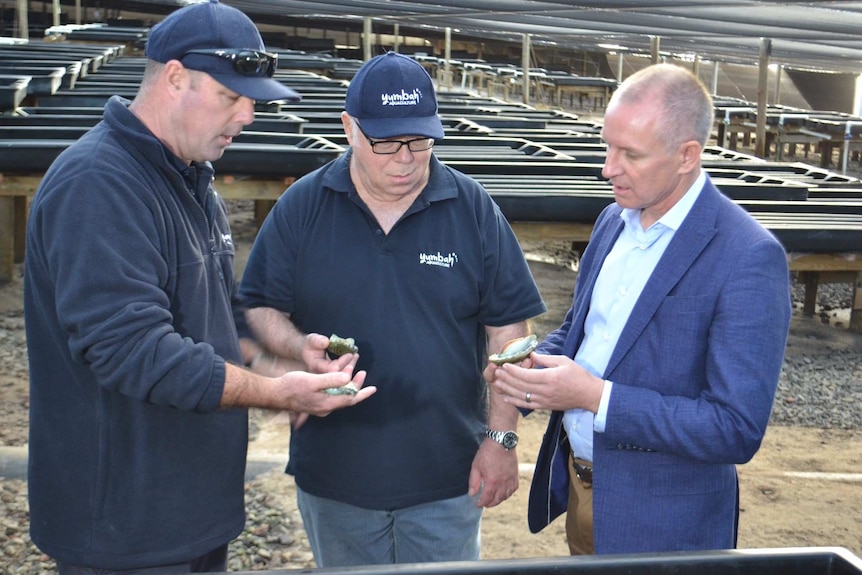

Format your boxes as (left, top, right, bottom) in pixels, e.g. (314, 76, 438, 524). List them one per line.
(485, 428, 519, 450)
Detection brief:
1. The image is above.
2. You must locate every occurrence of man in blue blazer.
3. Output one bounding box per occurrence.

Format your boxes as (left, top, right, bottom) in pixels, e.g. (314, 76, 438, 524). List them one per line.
(489, 63, 791, 554)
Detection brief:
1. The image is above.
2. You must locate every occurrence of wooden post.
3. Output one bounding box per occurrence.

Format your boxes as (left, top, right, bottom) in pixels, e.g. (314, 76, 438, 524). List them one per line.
(13, 197, 27, 263)
(852, 272, 862, 331)
(799, 272, 819, 317)
(0, 197, 14, 284)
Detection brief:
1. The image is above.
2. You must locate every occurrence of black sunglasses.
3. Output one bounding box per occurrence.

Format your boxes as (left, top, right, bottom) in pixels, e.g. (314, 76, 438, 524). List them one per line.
(182, 49, 278, 78)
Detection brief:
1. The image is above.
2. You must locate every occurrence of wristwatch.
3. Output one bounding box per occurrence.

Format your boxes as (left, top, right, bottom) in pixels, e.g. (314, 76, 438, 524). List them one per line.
(486, 428, 519, 451)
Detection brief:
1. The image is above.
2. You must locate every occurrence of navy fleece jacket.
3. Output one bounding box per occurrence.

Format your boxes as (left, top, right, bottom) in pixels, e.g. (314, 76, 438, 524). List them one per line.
(24, 96, 247, 569)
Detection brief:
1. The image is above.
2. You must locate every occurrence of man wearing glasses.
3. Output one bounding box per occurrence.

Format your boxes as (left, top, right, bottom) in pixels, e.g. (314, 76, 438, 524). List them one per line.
(239, 52, 546, 567)
(25, 1, 375, 573)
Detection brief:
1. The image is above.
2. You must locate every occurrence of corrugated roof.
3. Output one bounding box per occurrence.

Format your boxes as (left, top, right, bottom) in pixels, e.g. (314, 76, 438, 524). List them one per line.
(58, 1, 862, 74)
(222, 0, 862, 73)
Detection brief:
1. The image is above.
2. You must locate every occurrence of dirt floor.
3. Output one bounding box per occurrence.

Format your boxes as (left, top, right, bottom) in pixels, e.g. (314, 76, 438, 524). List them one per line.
(245, 255, 862, 561)
(247, 411, 862, 561)
(2, 219, 860, 563)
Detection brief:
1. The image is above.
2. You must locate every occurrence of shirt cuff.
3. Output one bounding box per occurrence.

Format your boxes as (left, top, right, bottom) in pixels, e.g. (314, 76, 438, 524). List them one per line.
(593, 379, 613, 433)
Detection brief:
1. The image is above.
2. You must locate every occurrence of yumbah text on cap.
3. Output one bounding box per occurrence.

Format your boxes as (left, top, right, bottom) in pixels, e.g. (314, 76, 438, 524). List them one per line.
(345, 52, 444, 140)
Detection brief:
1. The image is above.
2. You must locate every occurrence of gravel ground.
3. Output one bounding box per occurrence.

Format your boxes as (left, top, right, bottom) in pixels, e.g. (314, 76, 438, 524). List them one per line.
(774, 283, 861, 430)
(0, 277, 859, 573)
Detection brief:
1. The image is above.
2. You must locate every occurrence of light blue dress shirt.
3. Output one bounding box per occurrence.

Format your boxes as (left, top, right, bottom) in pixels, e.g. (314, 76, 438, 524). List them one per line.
(563, 171, 706, 461)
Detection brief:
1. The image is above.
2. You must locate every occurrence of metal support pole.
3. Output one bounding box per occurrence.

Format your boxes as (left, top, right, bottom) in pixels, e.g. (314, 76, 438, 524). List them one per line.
(774, 64, 783, 105)
(754, 38, 771, 159)
(712, 61, 720, 96)
(521, 33, 531, 105)
(363, 17, 372, 61)
(616, 52, 624, 82)
(16, 0, 29, 39)
(650, 36, 660, 64)
(444, 27, 452, 91)
(392, 24, 400, 53)
(841, 122, 852, 174)
(721, 109, 735, 149)
(854, 75, 862, 117)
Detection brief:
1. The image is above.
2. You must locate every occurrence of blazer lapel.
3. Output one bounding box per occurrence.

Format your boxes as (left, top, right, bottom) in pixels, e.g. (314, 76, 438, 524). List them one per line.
(605, 181, 720, 375)
(563, 213, 624, 359)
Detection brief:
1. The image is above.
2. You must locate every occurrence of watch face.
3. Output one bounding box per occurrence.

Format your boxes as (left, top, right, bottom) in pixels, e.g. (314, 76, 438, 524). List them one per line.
(502, 431, 518, 449)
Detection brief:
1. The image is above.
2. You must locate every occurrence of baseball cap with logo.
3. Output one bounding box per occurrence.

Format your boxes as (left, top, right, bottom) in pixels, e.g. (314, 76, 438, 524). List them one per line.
(345, 52, 444, 140)
(144, 0, 300, 103)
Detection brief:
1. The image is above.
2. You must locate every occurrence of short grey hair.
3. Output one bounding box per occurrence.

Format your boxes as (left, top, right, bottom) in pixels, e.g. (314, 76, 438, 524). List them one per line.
(608, 63, 713, 151)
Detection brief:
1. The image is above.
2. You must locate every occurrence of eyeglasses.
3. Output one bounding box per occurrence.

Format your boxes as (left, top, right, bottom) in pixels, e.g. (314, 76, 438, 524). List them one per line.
(355, 122, 434, 155)
(182, 49, 278, 78)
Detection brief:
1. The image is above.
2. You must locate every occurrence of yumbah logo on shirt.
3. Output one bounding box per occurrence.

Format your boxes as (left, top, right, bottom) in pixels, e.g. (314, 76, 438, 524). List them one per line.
(419, 252, 458, 268)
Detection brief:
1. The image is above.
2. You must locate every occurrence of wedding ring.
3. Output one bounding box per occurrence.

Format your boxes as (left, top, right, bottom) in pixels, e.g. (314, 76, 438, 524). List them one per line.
(525, 392, 532, 403)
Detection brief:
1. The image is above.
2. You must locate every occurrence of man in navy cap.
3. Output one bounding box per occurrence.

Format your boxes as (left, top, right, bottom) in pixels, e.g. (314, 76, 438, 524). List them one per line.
(25, 2, 375, 573)
(240, 51, 546, 567)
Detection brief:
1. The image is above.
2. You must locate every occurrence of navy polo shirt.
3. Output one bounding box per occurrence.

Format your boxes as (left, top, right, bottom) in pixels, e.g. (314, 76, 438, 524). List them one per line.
(240, 151, 545, 510)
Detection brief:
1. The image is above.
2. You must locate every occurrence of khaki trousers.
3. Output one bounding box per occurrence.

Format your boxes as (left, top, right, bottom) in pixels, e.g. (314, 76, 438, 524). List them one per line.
(565, 455, 594, 555)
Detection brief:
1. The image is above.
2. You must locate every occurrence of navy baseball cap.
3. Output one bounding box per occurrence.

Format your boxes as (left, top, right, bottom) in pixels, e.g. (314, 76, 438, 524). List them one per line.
(144, 0, 300, 103)
(345, 52, 444, 140)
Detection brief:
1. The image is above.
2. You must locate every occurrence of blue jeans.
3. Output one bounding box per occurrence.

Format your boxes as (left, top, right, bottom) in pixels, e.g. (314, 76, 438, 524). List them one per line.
(296, 486, 482, 567)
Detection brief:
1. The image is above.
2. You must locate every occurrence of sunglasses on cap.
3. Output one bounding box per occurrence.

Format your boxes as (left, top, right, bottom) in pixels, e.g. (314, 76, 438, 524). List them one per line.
(182, 48, 278, 78)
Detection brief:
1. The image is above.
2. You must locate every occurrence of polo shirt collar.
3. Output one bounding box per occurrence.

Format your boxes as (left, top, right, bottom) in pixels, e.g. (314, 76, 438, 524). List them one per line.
(323, 150, 458, 203)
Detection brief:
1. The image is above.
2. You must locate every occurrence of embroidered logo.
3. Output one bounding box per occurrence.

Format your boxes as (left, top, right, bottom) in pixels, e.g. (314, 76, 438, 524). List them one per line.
(419, 252, 458, 268)
(221, 233, 233, 246)
(382, 88, 422, 107)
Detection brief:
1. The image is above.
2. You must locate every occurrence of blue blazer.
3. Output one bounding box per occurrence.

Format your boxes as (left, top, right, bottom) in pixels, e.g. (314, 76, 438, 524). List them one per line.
(527, 178, 791, 554)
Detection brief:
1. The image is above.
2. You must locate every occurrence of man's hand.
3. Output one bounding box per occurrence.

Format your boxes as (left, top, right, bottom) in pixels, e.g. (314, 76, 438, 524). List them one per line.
(222, 356, 375, 419)
(271, 359, 375, 419)
(493, 353, 604, 413)
(468, 440, 519, 508)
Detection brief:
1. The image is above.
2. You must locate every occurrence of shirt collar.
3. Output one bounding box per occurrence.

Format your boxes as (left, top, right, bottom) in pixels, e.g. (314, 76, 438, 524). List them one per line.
(621, 169, 705, 232)
(322, 150, 458, 203)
